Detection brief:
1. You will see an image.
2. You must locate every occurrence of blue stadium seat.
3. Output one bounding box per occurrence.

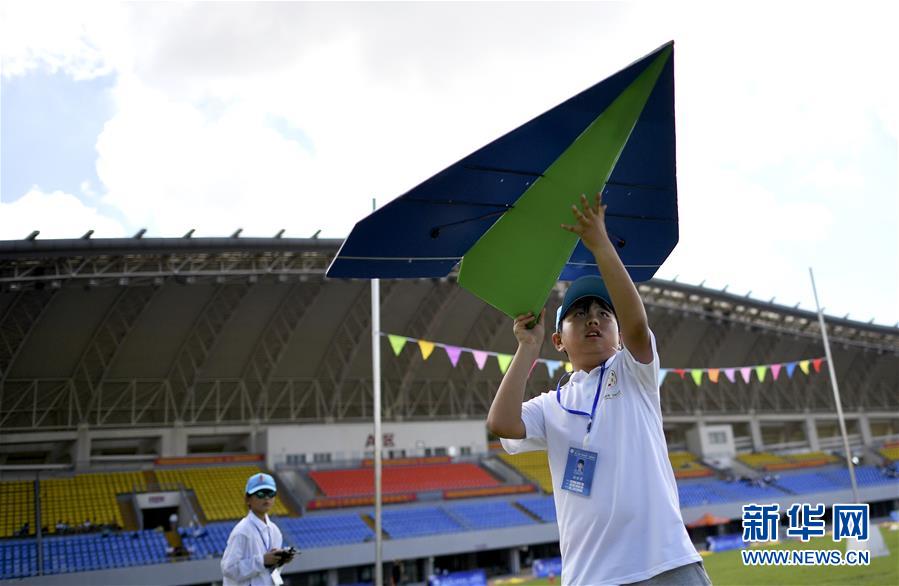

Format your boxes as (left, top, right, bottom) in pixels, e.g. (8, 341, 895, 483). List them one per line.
(379, 507, 462, 539)
(445, 501, 536, 530)
(517, 496, 557, 523)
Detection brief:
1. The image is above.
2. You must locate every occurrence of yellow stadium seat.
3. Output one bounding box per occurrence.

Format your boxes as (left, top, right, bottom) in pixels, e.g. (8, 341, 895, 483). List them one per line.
(498, 452, 554, 493)
(38, 471, 145, 534)
(155, 466, 289, 521)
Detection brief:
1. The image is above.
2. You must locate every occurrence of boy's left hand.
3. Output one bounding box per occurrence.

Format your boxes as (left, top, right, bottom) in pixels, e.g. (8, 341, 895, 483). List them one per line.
(561, 192, 610, 253)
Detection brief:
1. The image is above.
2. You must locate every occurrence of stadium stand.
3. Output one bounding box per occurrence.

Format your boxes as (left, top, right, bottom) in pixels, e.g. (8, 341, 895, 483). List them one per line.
(0, 538, 37, 580)
(155, 466, 289, 521)
(774, 465, 899, 494)
(0, 481, 35, 538)
(380, 507, 463, 539)
(40, 471, 145, 533)
(676, 478, 786, 508)
(182, 513, 376, 560)
(879, 441, 899, 462)
(517, 496, 557, 523)
(1, 237, 897, 585)
(41, 531, 169, 575)
(280, 514, 375, 549)
(445, 501, 536, 531)
(737, 451, 838, 471)
(668, 451, 714, 478)
(309, 463, 499, 497)
(497, 452, 553, 493)
(180, 522, 233, 559)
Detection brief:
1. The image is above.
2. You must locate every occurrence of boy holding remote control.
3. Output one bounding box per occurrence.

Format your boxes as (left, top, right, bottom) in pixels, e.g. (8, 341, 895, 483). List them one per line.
(222, 473, 298, 586)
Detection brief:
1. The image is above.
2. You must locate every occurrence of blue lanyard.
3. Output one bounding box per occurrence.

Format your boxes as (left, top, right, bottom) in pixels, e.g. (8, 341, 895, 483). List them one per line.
(254, 521, 271, 551)
(555, 361, 608, 433)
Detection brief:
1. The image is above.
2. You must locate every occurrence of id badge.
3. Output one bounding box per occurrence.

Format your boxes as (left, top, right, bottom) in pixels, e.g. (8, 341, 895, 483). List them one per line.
(561, 445, 597, 496)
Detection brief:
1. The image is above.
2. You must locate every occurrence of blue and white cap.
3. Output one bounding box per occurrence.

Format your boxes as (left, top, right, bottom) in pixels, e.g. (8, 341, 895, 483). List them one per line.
(245, 472, 277, 494)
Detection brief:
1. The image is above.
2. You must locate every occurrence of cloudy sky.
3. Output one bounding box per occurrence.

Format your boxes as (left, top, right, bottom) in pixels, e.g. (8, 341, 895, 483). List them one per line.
(1, 1, 896, 325)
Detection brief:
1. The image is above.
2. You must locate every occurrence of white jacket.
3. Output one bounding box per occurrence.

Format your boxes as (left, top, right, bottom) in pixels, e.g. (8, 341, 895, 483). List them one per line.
(221, 512, 284, 586)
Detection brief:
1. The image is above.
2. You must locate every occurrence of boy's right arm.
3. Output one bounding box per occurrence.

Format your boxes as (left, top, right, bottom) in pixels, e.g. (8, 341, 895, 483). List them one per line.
(486, 309, 545, 439)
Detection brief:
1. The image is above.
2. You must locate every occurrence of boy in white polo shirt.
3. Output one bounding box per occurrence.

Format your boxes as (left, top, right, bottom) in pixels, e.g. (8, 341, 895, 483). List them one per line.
(487, 193, 711, 585)
(221, 472, 296, 586)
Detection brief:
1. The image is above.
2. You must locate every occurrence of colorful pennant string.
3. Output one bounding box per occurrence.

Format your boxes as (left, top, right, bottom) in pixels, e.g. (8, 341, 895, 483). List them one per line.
(380, 332, 825, 385)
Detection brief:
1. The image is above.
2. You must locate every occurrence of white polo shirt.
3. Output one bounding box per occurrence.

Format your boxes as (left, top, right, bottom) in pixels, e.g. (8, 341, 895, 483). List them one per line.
(221, 511, 284, 586)
(502, 331, 700, 585)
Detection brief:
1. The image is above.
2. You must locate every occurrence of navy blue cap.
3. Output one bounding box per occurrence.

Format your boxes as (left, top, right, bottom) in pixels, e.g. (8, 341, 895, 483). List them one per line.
(555, 276, 615, 332)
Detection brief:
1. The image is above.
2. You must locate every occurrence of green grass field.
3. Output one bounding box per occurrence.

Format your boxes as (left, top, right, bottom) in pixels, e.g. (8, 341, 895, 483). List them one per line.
(494, 524, 899, 586)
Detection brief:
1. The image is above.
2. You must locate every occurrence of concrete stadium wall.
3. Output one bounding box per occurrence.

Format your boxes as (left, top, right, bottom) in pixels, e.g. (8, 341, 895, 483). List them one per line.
(264, 420, 489, 468)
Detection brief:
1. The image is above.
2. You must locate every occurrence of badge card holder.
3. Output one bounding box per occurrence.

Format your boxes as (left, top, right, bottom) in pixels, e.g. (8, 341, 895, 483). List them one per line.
(561, 445, 597, 496)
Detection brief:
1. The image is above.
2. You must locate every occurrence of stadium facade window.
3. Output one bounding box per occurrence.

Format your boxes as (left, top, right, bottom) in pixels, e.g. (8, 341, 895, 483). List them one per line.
(434, 447, 448, 456)
(460, 446, 471, 456)
(286, 454, 306, 465)
(709, 431, 727, 445)
(388, 450, 406, 459)
(312, 453, 331, 463)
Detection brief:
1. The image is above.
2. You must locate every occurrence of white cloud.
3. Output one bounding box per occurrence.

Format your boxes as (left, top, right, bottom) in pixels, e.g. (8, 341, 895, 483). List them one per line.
(1, 2, 896, 323)
(0, 1, 131, 79)
(0, 188, 127, 239)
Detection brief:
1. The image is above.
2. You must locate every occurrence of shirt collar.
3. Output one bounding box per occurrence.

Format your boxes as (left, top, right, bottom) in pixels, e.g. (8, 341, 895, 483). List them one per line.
(569, 353, 617, 385)
(247, 511, 269, 529)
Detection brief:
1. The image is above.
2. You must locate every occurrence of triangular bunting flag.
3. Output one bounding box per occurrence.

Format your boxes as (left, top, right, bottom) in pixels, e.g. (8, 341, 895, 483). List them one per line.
(755, 365, 768, 383)
(740, 367, 752, 383)
(472, 350, 488, 370)
(674, 369, 686, 379)
(418, 340, 435, 360)
(724, 368, 736, 383)
(812, 358, 824, 373)
(658, 369, 669, 386)
(565, 362, 573, 373)
(497, 354, 513, 374)
(708, 368, 719, 383)
(444, 345, 462, 367)
(388, 334, 408, 356)
(785, 362, 797, 378)
(546, 360, 563, 377)
(690, 369, 703, 386)
(799, 360, 810, 375)
(771, 364, 782, 381)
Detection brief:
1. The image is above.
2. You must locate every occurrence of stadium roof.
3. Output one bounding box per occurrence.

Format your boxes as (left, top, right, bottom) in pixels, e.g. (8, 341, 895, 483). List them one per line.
(1, 237, 896, 431)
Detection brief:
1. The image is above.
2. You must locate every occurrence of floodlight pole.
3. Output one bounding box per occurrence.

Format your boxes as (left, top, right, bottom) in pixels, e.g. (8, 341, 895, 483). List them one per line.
(808, 267, 860, 504)
(372, 198, 384, 586)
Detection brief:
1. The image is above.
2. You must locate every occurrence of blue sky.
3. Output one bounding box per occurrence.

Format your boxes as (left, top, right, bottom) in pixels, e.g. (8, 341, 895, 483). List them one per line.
(0, 2, 896, 326)
(2, 71, 113, 199)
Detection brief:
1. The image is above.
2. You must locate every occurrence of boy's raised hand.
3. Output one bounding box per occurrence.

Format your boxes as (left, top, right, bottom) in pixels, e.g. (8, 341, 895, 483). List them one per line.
(512, 308, 545, 348)
(561, 192, 610, 253)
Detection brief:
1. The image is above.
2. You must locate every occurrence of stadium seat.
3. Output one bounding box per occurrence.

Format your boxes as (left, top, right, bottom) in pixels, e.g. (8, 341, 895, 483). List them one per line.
(309, 463, 499, 497)
(737, 451, 838, 472)
(498, 452, 553, 493)
(444, 501, 536, 530)
(379, 507, 463, 539)
(517, 496, 557, 523)
(0, 480, 35, 538)
(155, 465, 289, 521)
(40, 471, 146, 533)
(280, 514, 375, 549)
(668, 451, 714, 478)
